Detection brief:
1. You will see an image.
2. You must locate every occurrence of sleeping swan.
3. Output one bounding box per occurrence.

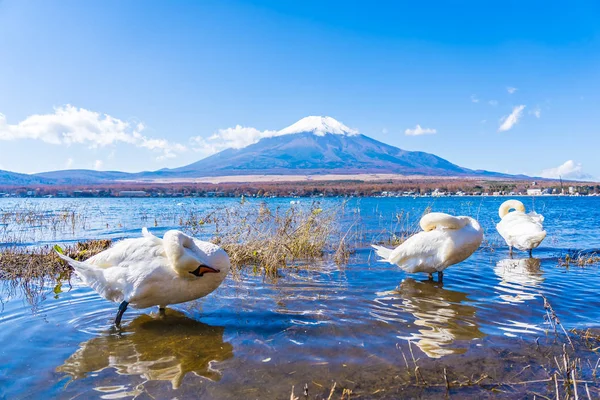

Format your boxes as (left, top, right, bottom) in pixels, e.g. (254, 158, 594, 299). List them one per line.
(372, 212, 483, 282)
(496, 200, 546, 257)
(57, 228, 230, 326)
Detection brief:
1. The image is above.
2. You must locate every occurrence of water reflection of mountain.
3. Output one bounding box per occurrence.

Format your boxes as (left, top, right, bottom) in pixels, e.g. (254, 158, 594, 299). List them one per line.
(494, 258, 543, 304)
(373, 278, 484, 359)
(57, 311, 233, 389)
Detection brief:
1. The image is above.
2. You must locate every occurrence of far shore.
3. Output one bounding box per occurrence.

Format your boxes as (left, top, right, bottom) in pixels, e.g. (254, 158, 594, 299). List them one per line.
(1, 173, 597, 198)
(131, 173, 505, 184)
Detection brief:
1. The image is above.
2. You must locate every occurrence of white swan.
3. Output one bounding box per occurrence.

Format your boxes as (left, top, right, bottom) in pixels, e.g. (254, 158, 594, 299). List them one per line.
(496, 200, 546, 257)
(57, 228, 230, 326)
(372, 212, 483, 281)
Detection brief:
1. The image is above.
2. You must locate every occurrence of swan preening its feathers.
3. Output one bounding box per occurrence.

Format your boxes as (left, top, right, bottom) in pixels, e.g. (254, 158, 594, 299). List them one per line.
(57, 228, 230, 326)
(372, 212, 484, 281)
(496, 199, 546, 256)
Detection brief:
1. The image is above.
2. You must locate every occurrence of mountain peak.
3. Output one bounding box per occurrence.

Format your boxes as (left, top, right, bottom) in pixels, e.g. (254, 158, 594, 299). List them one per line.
(278, 116, 358, 137)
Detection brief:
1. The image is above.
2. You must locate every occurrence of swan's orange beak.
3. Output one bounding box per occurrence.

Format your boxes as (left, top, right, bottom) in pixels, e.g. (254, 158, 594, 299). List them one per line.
(189, 265, 220, 277)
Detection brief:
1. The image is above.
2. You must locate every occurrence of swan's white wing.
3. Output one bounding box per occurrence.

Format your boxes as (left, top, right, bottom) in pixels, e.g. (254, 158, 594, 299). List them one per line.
(86, 237, 164, 268)
(497, 212, 546, 250)
(386, 230, 451, 273)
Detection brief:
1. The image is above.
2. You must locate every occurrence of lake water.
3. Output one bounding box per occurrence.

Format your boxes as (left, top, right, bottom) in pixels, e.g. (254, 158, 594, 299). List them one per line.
(1, 197, 600, 399)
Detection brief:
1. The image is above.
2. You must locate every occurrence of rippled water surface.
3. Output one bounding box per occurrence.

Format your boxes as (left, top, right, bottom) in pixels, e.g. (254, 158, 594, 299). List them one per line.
(1, 197, 600, 399)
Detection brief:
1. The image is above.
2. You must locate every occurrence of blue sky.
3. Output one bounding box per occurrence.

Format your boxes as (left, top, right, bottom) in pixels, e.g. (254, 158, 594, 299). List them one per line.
(1, 0, 600, 179)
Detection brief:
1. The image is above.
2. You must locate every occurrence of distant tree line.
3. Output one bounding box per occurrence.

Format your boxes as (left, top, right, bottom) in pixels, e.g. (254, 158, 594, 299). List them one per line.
(1, 179, 598, 198)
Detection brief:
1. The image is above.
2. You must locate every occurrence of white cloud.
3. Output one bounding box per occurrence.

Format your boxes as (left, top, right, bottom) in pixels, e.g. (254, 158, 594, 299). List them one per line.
(93, 160, 103, 170)
(498, 105, 526, 132)
(404, 124, 437, 136)
(65, 158, 74, 168)
(488, 100, 498, 106)
(0, 105, 187, 160)
(530, 106, 541, 118)
(540, 160, 593, 180)
(470, 95, 479, 103)
(190, 125, 278, 156)
(507, 87, 518, 94)
(208, 125, 278, 149)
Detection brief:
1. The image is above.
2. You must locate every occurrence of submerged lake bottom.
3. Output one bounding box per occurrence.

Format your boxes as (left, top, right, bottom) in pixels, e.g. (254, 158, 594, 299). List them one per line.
(1, 197, 600, 398)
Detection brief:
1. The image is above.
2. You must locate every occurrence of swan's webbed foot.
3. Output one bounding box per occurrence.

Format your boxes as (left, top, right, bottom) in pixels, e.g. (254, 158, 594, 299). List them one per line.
(428, 273, 433, 281)
(115, 301, 129, 327)
(437, 271, 443, 282)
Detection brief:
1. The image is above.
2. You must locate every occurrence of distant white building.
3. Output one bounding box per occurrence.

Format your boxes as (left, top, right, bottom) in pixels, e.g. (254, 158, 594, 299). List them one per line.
(119, 191, 147, 197)
(527, 188, 542, 196)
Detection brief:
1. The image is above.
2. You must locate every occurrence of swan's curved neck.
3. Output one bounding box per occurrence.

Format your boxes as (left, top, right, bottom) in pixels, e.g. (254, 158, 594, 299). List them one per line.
(420, 212, 468, 231)
(163, 231, 196, 270)
(499, 200, 526, 218)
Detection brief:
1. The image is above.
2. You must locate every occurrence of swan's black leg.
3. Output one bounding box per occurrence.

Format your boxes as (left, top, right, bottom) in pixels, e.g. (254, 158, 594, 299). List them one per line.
(115, 301, 129, 326)
(428, 273, 433, 281)
(509, 246, 513, 258)
(528, 249, 533, 258)
(159, 307, 166, 317)
(438, 271, 443, 282)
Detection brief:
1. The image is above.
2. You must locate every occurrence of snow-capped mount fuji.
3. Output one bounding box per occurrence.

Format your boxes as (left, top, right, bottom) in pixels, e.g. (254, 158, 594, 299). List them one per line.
(2, 116, 513, 185)
(164, 116, 500, 178)
(277, 116, 358, 136)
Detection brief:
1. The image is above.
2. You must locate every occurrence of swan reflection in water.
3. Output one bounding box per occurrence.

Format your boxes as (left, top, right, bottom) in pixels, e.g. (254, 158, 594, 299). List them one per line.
(57, 310, 234, 389)
(374, 278, 484, 358)
(494, 258, 543, 304)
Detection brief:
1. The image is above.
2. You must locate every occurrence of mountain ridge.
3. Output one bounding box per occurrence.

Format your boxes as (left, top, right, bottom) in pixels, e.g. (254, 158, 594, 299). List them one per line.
(1, 116, 523, 185)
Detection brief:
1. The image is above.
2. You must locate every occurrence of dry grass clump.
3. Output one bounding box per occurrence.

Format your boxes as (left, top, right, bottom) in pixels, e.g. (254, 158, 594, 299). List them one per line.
(0, 240, 111, 282)
(571, 328, 600, 351)
(0, 240, 111, 306)
(558, 251, 600, 268)
(180, 201, 350, 276)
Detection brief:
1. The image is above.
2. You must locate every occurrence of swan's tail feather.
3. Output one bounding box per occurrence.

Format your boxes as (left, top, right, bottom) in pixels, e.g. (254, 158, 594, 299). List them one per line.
(525, 230, 547, 249)
(55, 252, 108, 294)
(142, 227, 162, 243)
(528, 211, 545, 224)
(372, 245, 393, 262)
(55, 252, 89, 272)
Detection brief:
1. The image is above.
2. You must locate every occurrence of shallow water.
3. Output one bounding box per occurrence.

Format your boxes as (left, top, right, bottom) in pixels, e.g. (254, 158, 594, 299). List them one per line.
(1, 197, 600, 398)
